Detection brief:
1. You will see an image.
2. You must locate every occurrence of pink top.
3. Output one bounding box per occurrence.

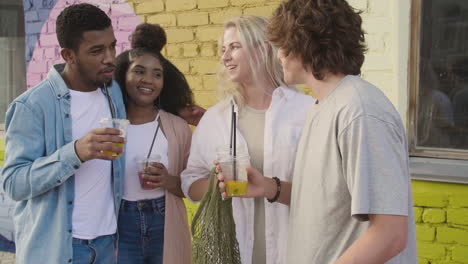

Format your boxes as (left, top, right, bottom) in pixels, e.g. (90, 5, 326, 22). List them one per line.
(159, 110, 192, 264)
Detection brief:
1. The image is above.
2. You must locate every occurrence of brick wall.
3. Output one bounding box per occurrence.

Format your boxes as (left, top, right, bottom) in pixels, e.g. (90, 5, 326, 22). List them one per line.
(132, 0, 285, 109)
(1, 0, 468, 263)
(413, 180, 468, 264)
(23, 0, 396, 108)
(25, 0, 141, 89)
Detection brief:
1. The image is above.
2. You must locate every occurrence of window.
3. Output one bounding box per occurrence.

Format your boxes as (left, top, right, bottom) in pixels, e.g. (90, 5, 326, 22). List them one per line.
(0, 0, 26, 125)
(409, 0, 468, 161)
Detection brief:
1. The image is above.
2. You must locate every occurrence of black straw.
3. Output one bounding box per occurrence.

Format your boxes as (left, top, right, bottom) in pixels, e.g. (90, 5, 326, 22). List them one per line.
(233, 112, 236, 157)
(230, 104, 234, 155)
(146, 117, 161, 160)
(103, 83, 116, 119)
(232, 111, 237, 181)
(145, 116, 161, 168)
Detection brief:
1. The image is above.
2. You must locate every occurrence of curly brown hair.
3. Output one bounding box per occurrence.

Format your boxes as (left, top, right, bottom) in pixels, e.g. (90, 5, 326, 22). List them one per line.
(268, 0, 367, 80)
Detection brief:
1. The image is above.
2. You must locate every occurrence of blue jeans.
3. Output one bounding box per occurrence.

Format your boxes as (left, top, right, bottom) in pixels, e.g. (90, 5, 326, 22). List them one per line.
(117, 197, 165, 264)
(72, 234, 116, 264)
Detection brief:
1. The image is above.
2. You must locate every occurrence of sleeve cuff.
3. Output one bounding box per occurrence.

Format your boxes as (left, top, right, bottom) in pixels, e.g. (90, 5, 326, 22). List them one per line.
(57, 141, 82, 182)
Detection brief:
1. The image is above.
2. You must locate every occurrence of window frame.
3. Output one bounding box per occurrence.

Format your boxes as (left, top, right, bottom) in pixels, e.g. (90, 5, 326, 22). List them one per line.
(408, 0, 468, 161)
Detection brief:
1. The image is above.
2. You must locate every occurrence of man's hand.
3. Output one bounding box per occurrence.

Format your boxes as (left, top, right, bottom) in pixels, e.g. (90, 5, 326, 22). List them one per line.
(178, 105, 206, 126)
(74, 127, 125, 162)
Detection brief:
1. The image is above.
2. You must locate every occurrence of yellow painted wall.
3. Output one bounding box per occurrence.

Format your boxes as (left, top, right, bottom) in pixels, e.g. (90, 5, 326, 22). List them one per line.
(127, 1, 468, 263)
(1, 1, 467, 264)
(127, 0, 410, 118)
(413, 181, 468, 264)
(126, 0, 291, 108)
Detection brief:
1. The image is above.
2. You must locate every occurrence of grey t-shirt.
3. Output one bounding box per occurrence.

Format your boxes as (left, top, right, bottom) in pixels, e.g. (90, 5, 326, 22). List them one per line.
(287, 75, 417, 263)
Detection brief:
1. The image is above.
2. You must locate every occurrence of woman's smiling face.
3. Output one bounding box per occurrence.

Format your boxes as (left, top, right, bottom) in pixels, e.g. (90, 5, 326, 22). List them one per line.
(125, 53, 164, 107)
(221, 26, 252, 84)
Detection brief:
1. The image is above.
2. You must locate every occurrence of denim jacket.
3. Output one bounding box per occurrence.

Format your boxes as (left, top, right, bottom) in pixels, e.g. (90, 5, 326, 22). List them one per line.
(1, 64, 126, 264)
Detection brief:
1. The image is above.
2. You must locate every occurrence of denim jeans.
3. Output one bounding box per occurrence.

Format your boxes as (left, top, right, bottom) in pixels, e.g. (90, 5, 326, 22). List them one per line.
(72, 234, 116, 264)
(117, 197, 165, 264)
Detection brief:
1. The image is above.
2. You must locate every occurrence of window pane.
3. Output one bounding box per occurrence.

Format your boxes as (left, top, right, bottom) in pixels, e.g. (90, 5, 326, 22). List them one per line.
(417, 0, 468, 149)
(0, 2, 26, 124)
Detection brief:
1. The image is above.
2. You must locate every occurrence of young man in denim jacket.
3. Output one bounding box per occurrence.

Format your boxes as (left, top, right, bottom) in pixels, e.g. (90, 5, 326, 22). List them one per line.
(2, 4, 126, 263)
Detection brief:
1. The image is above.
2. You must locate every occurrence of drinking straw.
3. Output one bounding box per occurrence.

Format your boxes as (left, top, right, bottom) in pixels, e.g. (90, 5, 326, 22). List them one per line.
(230, 104, 234, 155)
(233, 112, 236, 157)
(233, 111, 237, 181)
(145, 113, 161, 167)
(103, 83, 116, 119)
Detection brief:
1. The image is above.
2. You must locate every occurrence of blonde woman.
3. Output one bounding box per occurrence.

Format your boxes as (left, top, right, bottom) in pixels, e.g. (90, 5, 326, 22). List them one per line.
(181, 15, 314, 264)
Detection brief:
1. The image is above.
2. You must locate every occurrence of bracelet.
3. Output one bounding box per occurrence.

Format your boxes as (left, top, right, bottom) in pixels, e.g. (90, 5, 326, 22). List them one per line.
(267, 177, 281, 203)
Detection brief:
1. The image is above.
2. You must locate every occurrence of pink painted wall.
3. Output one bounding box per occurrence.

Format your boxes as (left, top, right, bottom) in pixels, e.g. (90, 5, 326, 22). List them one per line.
(26, 0, 141, 89)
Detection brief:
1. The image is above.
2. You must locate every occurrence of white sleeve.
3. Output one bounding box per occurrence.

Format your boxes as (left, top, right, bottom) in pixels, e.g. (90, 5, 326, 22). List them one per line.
(180, 113, 216, 202)
(338, 115, 410, 221)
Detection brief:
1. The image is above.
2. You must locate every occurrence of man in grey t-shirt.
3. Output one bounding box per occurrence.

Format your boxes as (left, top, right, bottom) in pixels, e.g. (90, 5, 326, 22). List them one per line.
(265, 0, 417, 263)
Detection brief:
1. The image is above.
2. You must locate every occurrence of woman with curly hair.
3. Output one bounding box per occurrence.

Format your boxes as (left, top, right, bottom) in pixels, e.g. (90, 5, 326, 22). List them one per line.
(114, 23, 192, 264)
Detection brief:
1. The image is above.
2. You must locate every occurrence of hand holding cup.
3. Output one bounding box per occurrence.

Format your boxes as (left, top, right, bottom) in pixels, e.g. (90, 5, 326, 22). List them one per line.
(216, 163, 267, 199)
(75, 127, 125, 162)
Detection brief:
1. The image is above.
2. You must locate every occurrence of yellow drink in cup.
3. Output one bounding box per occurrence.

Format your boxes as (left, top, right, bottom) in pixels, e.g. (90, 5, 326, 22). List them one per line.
(99, 118, 129, 157)
(217, 146, 250, 196)
(102, 143, 124, 157)
(225, 180, 248, 196)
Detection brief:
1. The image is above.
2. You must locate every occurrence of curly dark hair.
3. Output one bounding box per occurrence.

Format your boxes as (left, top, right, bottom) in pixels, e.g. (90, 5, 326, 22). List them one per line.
(56, 3, 111, 51)
(268, 0, 367, 80)
(115, 23, 194, 115)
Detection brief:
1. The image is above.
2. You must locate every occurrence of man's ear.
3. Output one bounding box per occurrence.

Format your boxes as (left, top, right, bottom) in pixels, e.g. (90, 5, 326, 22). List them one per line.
(60, 48, 76, 64)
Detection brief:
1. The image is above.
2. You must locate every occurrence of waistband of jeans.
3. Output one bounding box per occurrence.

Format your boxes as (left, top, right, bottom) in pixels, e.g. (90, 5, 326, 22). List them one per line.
(121, 196, 165, 210)
(72, 234, 115, 245)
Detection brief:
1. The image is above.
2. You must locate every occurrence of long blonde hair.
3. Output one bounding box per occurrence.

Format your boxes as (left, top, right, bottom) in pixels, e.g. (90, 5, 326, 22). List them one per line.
(217, 15, 295, 108)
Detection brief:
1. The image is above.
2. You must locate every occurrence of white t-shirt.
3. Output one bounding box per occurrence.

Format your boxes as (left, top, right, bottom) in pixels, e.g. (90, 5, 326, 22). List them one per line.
(288, 75, 417, 263)
(123, 117, 169, 201)
(70, 89, 117, 239)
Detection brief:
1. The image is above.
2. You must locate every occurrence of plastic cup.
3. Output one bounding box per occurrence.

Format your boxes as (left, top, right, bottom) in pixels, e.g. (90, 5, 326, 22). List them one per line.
(216, 147, 250, 196)
(99, 118, 129, 157)
(137, 155, 162, 190)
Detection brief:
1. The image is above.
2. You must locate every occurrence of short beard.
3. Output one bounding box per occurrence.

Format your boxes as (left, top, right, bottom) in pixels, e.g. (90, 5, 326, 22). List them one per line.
(96, 79, 113, 89)
(75, 59, 112, 89)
